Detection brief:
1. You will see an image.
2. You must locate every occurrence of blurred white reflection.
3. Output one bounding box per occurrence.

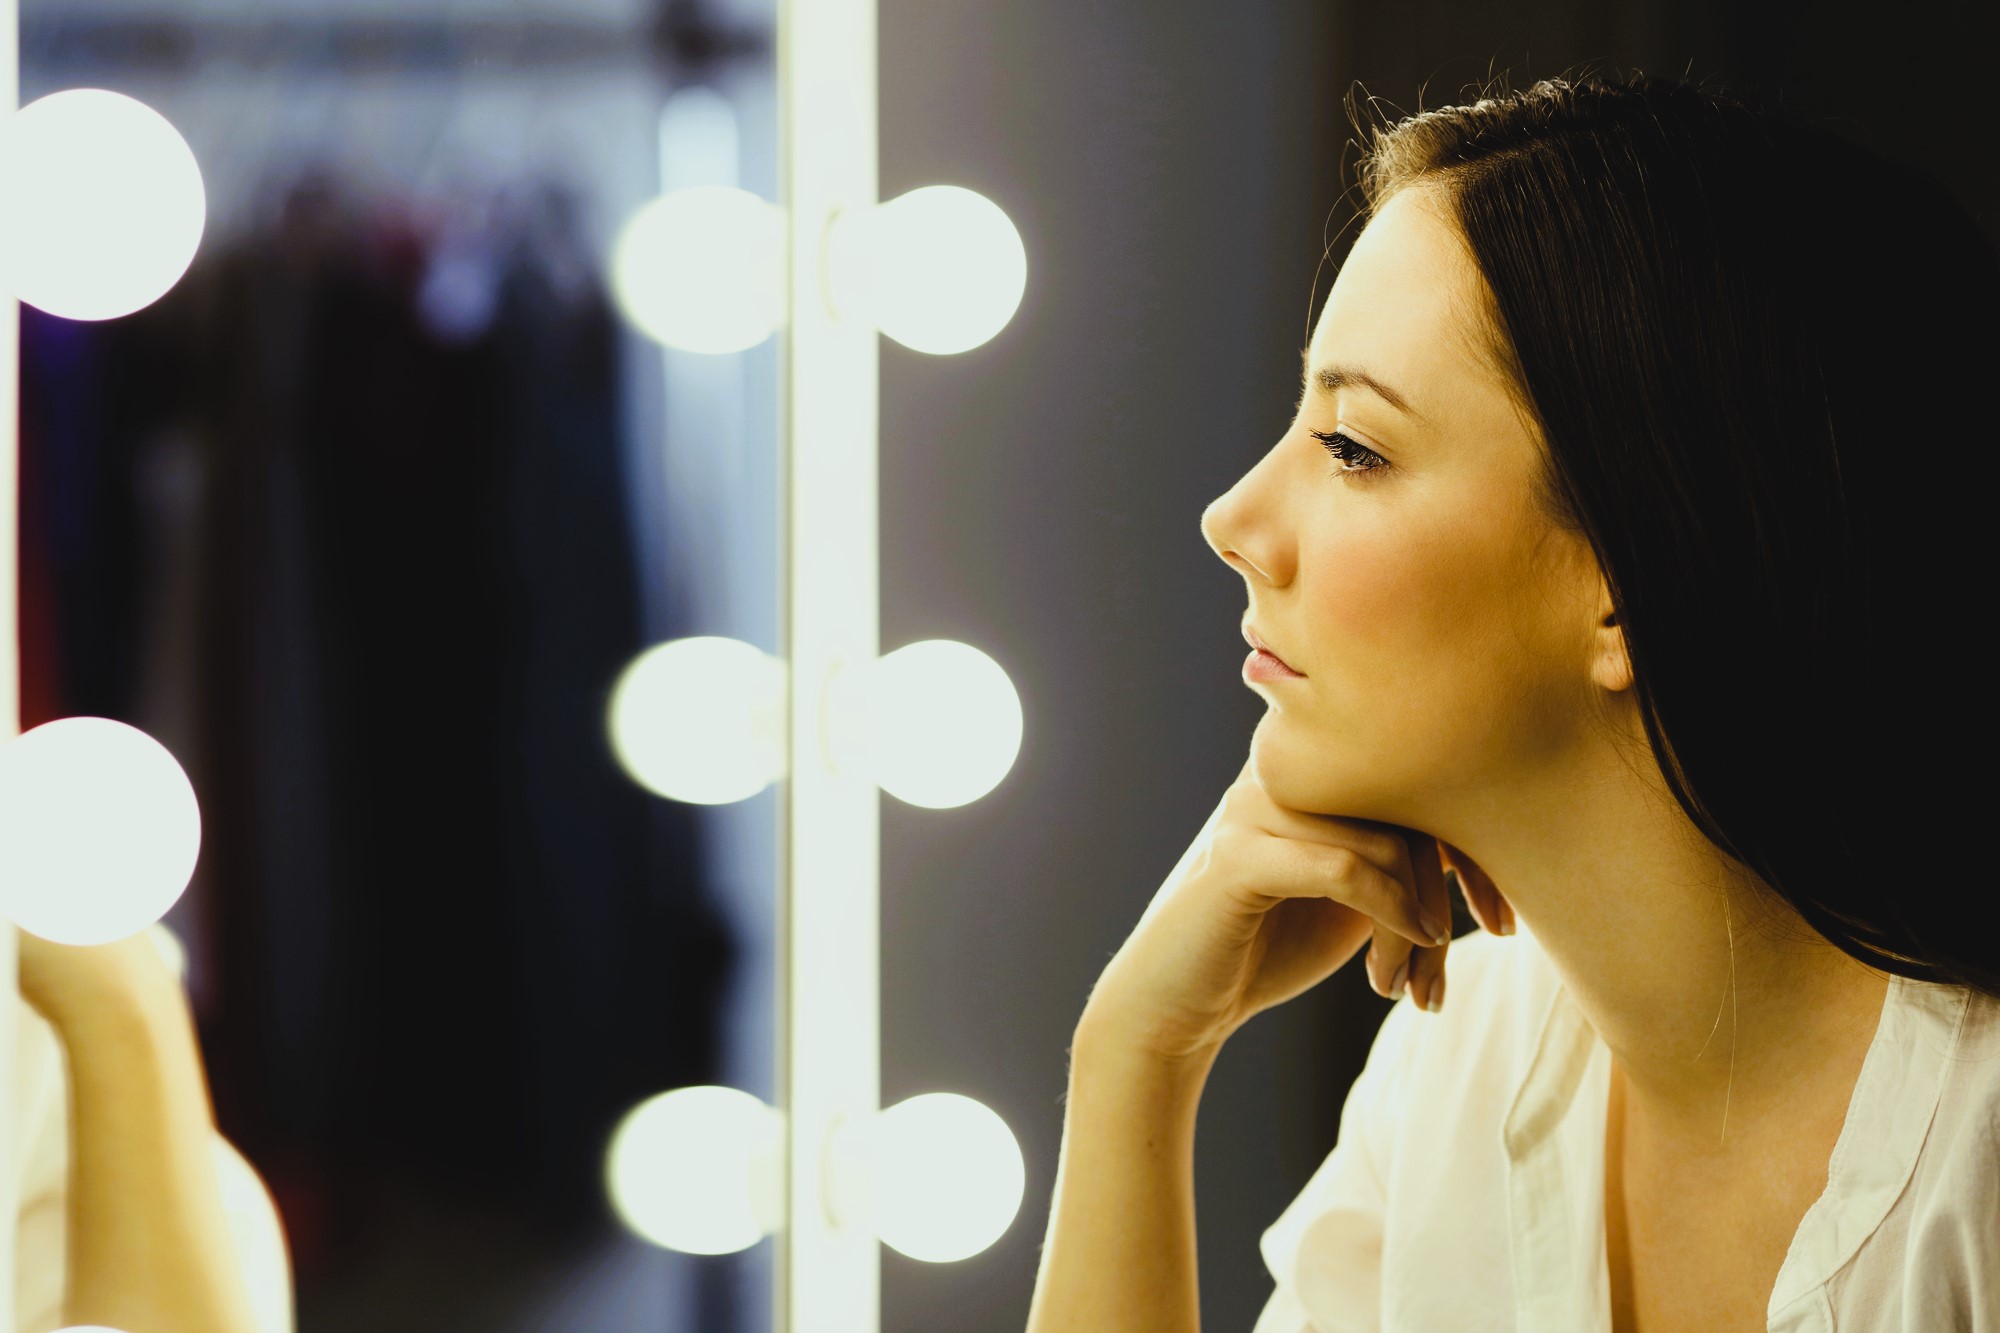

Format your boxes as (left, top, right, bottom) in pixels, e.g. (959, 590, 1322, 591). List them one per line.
(827, 184, 1026, 354)
(211, 1138, 293, 1333)
(608, 636, 787, 804)
(147, 920, 189, 984)
(0, 89, 206, 321)
(0, 717, 202, 945)
(830, 639, 1023, 808)
(610, 185, 785, 352)
(867, 1093, 1025, 1263)
(604, 1085, 784, 1255)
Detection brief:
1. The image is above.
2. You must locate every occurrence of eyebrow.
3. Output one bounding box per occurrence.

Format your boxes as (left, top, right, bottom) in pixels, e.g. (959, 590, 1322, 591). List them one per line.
(1299, 347, 1427, 424)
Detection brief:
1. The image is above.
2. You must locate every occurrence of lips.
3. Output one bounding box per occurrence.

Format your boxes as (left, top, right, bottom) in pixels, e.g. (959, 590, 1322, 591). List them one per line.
(1242, 622, 1303, 675)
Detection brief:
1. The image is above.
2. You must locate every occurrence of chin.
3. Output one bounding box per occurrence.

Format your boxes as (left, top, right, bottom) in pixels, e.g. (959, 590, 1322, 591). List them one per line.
(1249, 717, 1407, 823)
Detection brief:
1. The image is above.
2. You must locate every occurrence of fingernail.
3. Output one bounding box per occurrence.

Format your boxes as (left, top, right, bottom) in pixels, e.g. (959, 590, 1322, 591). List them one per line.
(1390, 958, 1408, 1001)
(1500, 917, 1516, 936)
(1427, 971, 1446, 1012)
(1422, 912, 1450, 948)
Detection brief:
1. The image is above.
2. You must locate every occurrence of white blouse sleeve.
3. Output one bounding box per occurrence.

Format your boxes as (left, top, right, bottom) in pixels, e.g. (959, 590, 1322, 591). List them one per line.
(1251, 995, 1425, 1333)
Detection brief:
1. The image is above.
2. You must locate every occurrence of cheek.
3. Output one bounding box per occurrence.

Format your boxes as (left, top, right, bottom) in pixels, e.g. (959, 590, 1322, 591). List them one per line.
(1289, 498, 1579, 788)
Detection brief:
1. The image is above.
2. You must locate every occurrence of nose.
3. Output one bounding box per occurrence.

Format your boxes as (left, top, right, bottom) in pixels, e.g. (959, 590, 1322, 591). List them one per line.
(1201, 476, 1287, 587)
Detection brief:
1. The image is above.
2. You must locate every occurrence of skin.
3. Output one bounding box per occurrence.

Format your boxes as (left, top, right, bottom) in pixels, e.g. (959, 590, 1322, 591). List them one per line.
(1199, 184, 1892, 1329)
(15, 926, 263, 1333)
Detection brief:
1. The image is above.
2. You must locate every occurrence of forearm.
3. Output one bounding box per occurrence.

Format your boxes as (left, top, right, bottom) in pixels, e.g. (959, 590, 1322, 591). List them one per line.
(1024, 1014, 1218, 1333)
(51, 966, 258, 1333)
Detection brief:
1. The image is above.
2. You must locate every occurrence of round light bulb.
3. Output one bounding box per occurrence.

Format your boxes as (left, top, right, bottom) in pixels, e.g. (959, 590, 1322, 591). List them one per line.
(870, 1093, 1025, 1263)
(0, 718, 201, 946)
(835, 640, 1022, 808)
(605, 1086, 785, 1254)
(828, 185, 1026, 355)
(610, 186, 785, 353)
(0, 89, 206, 321)
(608, 637, 787, 804)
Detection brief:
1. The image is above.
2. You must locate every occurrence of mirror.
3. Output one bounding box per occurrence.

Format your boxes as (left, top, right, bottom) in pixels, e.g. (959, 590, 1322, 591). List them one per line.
(11, 0, 782, 1328)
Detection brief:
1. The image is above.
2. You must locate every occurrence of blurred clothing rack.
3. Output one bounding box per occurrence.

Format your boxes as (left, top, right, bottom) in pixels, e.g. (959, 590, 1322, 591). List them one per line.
(19, 5, 770, 76)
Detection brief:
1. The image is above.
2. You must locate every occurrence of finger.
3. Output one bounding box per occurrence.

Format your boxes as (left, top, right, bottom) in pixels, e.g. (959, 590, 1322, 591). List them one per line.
(1450, 859, 1499, 935)
(1364, 832, 1420, 998)
(1438, 841, 1497, 934)
(1441, 841, 1513, 937)
(1260, 833, 1440, 949)
(1366, 922, 1415, 1000)
(1405, 836, 1452, 1012)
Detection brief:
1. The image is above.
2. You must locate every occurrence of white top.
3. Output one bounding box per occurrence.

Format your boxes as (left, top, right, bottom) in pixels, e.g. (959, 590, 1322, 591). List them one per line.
(12, 994, 294, 1333)
(1253, 924, 2000, 1332)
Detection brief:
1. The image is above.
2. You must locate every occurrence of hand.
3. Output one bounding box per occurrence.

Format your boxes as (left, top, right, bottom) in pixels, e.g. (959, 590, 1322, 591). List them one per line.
(1081, 754, 1447, 1064)
(14, 925, 178, 1033)
(1359, 839, 1516, 1015)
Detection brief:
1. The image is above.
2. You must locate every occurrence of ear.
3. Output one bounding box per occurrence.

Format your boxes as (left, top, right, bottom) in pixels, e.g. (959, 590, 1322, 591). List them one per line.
(1589, 578, 1632, 693)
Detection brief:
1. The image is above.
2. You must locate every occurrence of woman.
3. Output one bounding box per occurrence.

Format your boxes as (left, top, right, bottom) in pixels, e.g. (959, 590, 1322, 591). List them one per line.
(1024, 69, 1998, 1332)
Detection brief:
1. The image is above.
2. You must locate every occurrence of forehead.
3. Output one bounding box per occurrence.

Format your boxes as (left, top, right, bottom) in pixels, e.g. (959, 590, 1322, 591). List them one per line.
(1307, 188, 1497, 421)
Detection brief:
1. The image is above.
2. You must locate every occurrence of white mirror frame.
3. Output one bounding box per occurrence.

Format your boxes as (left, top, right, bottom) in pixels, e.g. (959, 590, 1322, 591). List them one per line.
(778, 0, 882, 1330)
(0, 1, 898, 1326)
(0, 0, 22, 1322)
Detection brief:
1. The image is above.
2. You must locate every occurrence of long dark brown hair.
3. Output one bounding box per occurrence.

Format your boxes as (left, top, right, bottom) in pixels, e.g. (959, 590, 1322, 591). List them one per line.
(1344, 66, 1999, 998)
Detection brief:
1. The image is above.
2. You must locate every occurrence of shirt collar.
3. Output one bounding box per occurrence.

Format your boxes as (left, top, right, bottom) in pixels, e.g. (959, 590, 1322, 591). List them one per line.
(1497, 940, 1970, 1331)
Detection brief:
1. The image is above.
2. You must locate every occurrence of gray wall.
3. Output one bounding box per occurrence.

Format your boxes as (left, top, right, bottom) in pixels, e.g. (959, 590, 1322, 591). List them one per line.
(875, 2, 1993, 1330)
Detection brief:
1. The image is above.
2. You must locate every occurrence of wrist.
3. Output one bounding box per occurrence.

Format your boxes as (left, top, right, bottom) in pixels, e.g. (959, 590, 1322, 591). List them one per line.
(1072, 1005, 1224, 1091)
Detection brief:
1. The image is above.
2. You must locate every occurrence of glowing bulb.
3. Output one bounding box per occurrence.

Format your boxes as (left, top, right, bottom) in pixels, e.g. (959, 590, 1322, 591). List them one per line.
(0, 89, 206, 321)
(608, 637, 787, 804)
(610, 186, 785, 352)
(869, 1093, 1025, 1262)
(605, 1086, 784, 1254)
(831, 640, 1022, 808)
(0, 718, 201, 945)
(827, 185, 1026, 355)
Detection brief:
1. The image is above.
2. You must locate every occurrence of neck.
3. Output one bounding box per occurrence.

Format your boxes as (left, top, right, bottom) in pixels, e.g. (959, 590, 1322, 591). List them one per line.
(1441, 735, 1890, 1150)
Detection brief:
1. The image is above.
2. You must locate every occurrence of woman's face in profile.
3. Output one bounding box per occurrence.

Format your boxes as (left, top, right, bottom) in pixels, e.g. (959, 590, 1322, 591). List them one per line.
(1201, 186, 1608, 829)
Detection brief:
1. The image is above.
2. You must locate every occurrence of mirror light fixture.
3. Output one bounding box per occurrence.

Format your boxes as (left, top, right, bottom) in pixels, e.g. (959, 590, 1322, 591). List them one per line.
(605, 1084, 1023, 1266)
(605, 1085, 787, 1255)
(0, 717, 202, 946)
(0, 88, 205, 321)
(607, 636, 789, 805)
(826, 640, 1024, 809)
(825, 185, 1027, 355)
(605, 184, 1025, 358)
(610, 185, 787, 354)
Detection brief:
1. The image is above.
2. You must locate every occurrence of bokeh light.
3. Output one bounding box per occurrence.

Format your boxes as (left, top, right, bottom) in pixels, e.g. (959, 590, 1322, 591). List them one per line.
(608, 636, 787, 804)
(605, 1085, 785, 1254)
(828, 185, 1025, 354)
(0, 88, 207, 321)
(609, 185, 785, 353)
(836, 639, 1022, 808)
(870, 1093, 1025, 1262)
(0, 717, 202, 946)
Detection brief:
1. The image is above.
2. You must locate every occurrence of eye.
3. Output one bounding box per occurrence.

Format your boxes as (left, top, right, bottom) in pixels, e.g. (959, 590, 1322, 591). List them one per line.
(1308, 427, 1388, 477)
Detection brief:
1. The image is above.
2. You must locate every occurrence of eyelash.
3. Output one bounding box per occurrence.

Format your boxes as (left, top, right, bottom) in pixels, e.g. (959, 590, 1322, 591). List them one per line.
(1308, 428, 1388, 477)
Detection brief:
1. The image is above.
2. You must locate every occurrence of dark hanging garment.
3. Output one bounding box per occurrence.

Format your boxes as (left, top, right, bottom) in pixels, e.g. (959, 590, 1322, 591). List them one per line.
(17, 168, 737, 1268)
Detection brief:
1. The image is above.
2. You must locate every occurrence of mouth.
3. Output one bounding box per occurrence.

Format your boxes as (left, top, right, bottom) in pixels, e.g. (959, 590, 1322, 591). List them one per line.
(1241, 623, 1305, 677)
